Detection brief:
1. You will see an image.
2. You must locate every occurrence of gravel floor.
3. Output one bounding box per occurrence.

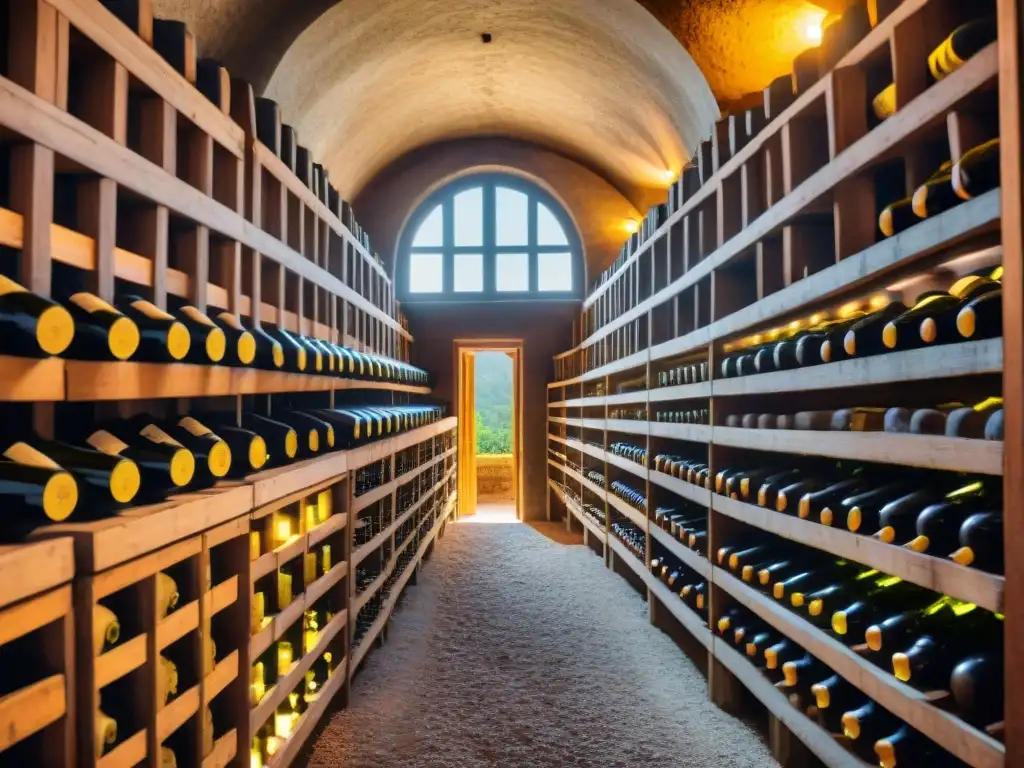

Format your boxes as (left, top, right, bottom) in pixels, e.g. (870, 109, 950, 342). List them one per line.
(303, 517, 779, 768)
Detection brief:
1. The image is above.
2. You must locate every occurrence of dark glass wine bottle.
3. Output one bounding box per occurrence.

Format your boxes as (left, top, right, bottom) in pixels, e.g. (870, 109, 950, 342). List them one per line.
(213, 313, 257, 366)
(0, 274, 75, 357)
(266, 328, 308, 372)
(864, 595, 981, 653)
(86, 423, 195, 494)
(842, 301, 907, 357)
(757, 469, 802, 508)
(209, 424, 268, 475)
(250, 325, 286, 370)
(237, 414, 299, 466)
(64, 293, 141, 361)
(0, 446, 79, 522)
(167, 417, 233, 481)
(118, 296, 191, 362)
(952, 137, 1000, 201)
(950, 652, 1003, 725)
(951, 510, 1003, 572)
(174, 306, 227, 364)
(15, 436, 139, 509)
(956, 288, 1002, 341)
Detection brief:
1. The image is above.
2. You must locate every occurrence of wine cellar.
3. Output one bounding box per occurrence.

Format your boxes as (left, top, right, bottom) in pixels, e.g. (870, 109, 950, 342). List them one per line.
(2, 0, 1024, 765)
(547, 0, 1024, 766)
(0, 0, 458, 766)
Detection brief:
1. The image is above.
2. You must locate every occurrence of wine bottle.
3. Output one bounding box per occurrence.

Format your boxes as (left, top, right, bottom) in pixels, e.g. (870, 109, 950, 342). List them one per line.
(271, 412, 334, 457)
(0, 444, 81, 524)
(305, 337, 335, 373)
(944, 397, 1003, 438)
(840, 481, 911, 532)
(985, 408, 1003, 440)
(842, 301, 907, 357)
(864, 595, 980, 652)
(935, 17, 998, 78)
(754, 558, 797, 588)
(158, 653, 179, 705)
(776, 478, 825, 514)
(957, 288, 1002, 341)
(950, 510, 1003, 572)
(0, 274, 75, 357)
(213, 312, 257, 366)
(168, 416, 233, 480)
(64, 293, 141, 361)
(798, 478, 864, 521)
(250, 325, 286, 370)
(952, 137, 1000, 201)
(87, 422, 195, 493)
(875, 487, 954, 544)
(874, 725, 943, 767)
(763, 639, 802, 674)
(118, 296, 191, 362)
(266, 327, 308, 372)
(781, 654, 828, 689)
(886, 277, 999, 351)
(92, 604, 120, 655)
(716, 608, 742, 636)
(156, 572, 180, 619)
(804, 315, 863, 365)
(950, 652, 1003, 725)
(207, 424, 268, 474)
(95, 709, 117, 758)
(810, 674, 864, 731)
(236, 414, 299, 466)
(805, 572, 906, 628)
(744, 630, 780, 660)
(841, 700, 898, 743)
(757, 469, 802, 508)
(907, 487, 994, 555)
(726, 545, 769, 572)
(175, 306, 227, 364)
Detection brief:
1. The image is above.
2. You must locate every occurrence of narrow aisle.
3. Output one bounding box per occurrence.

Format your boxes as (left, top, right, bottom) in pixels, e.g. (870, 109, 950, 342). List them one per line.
(306, 514, 779, 768)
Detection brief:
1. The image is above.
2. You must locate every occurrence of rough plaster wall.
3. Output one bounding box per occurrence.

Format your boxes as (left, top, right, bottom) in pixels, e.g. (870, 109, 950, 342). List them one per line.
(406, 302, 577, 523)
(257, 0, 717, 199)
(353, 137, 643, 280)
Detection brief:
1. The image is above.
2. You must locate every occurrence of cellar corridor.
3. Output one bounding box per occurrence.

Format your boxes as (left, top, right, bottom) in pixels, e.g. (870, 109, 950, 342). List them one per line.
(302, 514, 778, 767)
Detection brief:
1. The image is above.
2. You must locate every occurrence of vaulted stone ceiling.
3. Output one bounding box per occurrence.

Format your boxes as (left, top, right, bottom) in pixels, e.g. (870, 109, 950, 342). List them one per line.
(157, 0, 826, 198)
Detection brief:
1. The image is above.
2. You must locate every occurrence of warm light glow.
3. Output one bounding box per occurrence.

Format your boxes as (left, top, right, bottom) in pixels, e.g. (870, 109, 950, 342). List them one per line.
(804, 22, 822, 44)
(275, 518, 292, 543)
(809, 312, 826, 325)
(251, 749, 264, 768)
(623, 219, 639, 234)
(662, 169, 677, 183)
(837, 300, 862, 319)
(266, 736, 283, 756)
(869, 293, 889, 309)
(274, 711, 294, 738)
(799, 9, 827, 45)
(277, 641, 294, 674)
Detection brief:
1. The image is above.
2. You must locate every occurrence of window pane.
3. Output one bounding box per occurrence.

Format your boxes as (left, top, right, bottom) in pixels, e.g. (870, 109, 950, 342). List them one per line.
(412, 204, 443, 247)
(537, 202, 569, 245)
(409, 252, 443, 293)
(496, 187, 528, 245)
(454, 187, 483, 246)
(454, 253, 483, 292)
(538, 252, 572, 291)
(496, 252, 529, 292)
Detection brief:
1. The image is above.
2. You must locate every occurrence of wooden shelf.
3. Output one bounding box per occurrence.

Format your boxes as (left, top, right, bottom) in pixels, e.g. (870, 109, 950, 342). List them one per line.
(606, 419, 649, 436)
(0, 673, 67, 753)
(713, 425, 1003, 476)
(549, 480, 606, 542)
(713, 494, 1003, 613)
(648, 382, 712, 403)
(249, 609, 347, 733)
(648, 471, 712, 507)
(646, 578, 712, 650)
(32, 484, 254, 573)
(712, 639, 871, 768)
(0, 539, 74, 610)
(265, 656, 347, 768)
(350, 495, 452, 673)
(607, 535, 650, 584)
(61, 361, 430, 402)
(649, 423, 712, 443)
(604, 452, 648, 481)
(0, 355, 65, 401)
(715, 567, 1004, 768)
(649, 525, 710, 580)
(563, 438, 608, 463)
(712, 338, 1003, 397)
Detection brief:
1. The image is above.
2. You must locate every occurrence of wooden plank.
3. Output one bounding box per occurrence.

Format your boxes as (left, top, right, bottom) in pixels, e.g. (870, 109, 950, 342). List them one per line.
(604, 451, 648, 481)
(0, 673, 66, 751)
(202, 730, 237, 768)
(996, 1, 1024, 765)
(0, 539, 74, 609)
(715, 567, 1005, 768)
(712, 338, 1003, 396)
(156, 683, 199, 741)
(713, 426, 1003, 476)
(648, 470, 713, 507)
(649, 423, 712, 443)
(204, 651, 238, 702)
(713, 494, 1003, 612)
(155, 599, 200, 650)
(97, 727, 147, 768)
(95, 633, 148, 689)
(648, 381, 712, 403)
(265, 654, 345, 768)
(607, 535, 650, 582)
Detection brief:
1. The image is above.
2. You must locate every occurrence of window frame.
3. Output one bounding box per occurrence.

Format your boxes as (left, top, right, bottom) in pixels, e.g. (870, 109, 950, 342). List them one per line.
(397, 173, 583, 302)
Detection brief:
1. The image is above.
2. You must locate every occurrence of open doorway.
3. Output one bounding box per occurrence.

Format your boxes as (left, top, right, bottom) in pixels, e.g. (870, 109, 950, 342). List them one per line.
(455, 340, 523, 521)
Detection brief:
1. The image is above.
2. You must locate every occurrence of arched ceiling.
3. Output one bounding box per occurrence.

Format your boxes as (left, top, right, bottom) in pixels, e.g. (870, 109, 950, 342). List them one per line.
(156, 0, 828, 198)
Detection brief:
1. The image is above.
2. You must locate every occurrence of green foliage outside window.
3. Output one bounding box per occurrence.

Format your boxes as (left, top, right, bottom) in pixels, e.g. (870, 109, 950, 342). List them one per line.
(474, 352, 513, 455)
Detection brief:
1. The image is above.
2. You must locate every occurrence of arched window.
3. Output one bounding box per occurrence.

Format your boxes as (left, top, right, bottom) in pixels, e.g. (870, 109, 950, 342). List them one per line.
(398, 174, 582, 300)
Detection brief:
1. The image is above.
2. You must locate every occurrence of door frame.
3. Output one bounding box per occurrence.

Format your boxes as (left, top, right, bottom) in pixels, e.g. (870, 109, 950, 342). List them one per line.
(453, 338, 524, 519)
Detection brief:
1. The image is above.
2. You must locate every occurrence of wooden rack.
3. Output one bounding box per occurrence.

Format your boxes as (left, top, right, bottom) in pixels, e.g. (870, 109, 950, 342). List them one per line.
(547, 1, 1018, 766)
(0, 540, 75, 767)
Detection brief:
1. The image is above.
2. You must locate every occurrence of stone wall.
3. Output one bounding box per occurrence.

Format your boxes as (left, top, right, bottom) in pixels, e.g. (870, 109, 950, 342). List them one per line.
(476, 454, 514, 502)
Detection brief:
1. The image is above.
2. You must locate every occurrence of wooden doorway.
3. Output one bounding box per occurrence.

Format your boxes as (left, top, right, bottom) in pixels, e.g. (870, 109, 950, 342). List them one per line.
(455, 339, 524, 519)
